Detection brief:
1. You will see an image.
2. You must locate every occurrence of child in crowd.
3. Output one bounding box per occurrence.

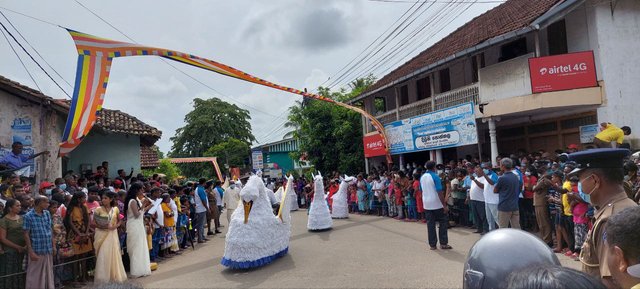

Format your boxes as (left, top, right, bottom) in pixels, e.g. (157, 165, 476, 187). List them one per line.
(348, 184, 358, 214)
(568, 176, 589, 260)
(161, 193, 176, 258)
(144, 214, 154, 258)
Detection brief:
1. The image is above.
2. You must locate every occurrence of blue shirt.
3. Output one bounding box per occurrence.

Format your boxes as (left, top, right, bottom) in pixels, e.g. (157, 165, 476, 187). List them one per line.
(0, 152, 29, 169)
(494, 171, 520, 212)
(22, 209, 53, 255)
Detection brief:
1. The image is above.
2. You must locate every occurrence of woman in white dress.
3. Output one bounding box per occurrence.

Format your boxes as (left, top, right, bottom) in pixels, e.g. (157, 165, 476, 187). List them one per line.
(124, 182, 153, 277)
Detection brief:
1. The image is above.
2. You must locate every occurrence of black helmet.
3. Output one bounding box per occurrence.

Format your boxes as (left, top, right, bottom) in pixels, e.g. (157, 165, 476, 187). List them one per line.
(463, 229, 560, 289)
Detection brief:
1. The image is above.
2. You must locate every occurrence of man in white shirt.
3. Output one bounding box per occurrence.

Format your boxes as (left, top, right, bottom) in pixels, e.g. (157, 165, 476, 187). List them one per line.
(421, 162, 452, 250)
(473, 165, 500, 231)
(223, 181, 241, 224)
(466, 163, 488, 234)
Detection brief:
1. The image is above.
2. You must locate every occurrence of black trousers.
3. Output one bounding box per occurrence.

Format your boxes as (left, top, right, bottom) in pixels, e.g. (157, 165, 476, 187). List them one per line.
(470, 200, 488, 233)
(453, 198, 469, 226)
(425, 208, 449, 247)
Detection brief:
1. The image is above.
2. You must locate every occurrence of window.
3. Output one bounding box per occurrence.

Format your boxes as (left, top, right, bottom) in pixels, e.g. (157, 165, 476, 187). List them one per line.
(547, 20, 568, 55)
(399, 85, 409, 106)
(374, 97, 386, 114)
(439, 68, 451, 93)
(471, 53, 485, 83)
(499, 38, 528, 62)
(416, 77, 431, 100)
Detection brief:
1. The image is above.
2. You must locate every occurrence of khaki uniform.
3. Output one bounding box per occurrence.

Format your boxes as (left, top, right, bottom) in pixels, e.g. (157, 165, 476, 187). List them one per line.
(580, 192, 638, 278)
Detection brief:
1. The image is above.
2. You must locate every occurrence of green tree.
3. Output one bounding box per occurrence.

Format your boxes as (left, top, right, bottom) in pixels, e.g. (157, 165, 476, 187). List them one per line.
(204, 138, 250, 168)
(286, 75, 376, 174)
(170, 97, 255, 177)
(143, 159, 182, 182)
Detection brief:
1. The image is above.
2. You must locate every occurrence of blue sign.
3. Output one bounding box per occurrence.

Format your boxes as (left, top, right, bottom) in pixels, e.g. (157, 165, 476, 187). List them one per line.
(384, 102, 478, 155)
(580, 124, 599, 144)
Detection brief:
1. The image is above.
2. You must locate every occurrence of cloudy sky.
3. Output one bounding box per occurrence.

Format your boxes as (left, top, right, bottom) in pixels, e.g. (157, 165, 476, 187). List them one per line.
(0, 0, 500, 154)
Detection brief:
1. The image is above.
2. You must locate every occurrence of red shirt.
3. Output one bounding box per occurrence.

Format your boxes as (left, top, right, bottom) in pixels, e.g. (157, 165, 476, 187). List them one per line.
(523, 175, 537, 199)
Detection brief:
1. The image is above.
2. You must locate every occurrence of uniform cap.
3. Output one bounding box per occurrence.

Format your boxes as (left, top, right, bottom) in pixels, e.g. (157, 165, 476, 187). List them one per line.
(568, 148, 630, 175)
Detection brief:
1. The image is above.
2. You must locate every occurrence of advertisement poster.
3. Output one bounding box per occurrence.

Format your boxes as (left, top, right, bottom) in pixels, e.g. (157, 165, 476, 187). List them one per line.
(384, 102, 478, 155)
(362, 132, 387, 158)
(251, 150, 263, 171)
(529, 51, 597, 93)
(580, 124, 599, 144)
(6, 117, 36, 176)
(11, 117, 33, 146)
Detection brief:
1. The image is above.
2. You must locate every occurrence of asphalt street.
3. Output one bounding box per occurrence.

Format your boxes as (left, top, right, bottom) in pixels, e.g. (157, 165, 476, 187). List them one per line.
(137, 210, 580, 288)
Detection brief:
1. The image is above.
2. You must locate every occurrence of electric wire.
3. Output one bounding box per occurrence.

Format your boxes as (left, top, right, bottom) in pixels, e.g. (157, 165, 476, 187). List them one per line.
(0, 25, 42, 92)
(0, 19, 72, 98)
(0, 11, 73, 88)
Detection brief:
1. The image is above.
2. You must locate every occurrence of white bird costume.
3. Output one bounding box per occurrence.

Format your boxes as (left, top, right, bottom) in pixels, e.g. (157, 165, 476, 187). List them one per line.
(307, 172, 333, 231)
(275, 184, 299, 211)
(331, 175, 355, 219)
(221, 175, 293, 269)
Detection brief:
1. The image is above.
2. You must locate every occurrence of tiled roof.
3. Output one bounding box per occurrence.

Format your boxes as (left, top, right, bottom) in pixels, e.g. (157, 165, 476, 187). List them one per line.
(0, 75, 68, 112)
(362, 0, 563, 95)
(140, 145, 160, 168)
(95, 109, 162, 141)
(52, 99, 162, 144)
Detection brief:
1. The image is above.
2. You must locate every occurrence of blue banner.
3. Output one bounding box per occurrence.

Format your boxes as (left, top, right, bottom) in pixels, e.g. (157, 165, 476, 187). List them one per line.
(384, 102, 478, 155)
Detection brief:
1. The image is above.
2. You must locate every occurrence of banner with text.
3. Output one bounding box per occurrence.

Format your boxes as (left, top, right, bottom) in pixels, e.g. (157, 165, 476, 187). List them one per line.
(384, 102, 478, 155)
(363, 132, 387, 158)
(252, 150, 264, 171)
(529, 51, 597, 93)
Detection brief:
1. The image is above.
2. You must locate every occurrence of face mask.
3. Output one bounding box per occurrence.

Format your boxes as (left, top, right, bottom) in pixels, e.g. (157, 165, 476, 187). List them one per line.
(59, 184, 67, 191)
(230, 185, 235, 189)
(525, 171, 531, 176)
(483, 169, 489, 175)
(437, 170, 443, 175)
(45, 189, 52, 195)
(577, 180, 592, 204)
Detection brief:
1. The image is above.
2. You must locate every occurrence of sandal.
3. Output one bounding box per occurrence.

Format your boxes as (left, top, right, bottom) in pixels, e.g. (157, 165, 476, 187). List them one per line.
(441, 245, 453, 250)
(430, 246, 437, 250)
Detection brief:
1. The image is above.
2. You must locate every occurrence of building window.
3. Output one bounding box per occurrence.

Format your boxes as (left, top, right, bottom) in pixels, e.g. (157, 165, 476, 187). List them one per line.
(547, 19, 568, 55)
(439, 68, 451, 93)
(499, 38, 528, 62)
(471, 53, 485, 83)
(416, 77, 431, 100)
(399, 85, 409, 106)
(374, 97, 386, 114)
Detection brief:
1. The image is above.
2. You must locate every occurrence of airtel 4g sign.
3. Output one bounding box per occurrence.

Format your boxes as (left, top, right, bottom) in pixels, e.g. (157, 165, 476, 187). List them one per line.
(529, 51, 597, 93)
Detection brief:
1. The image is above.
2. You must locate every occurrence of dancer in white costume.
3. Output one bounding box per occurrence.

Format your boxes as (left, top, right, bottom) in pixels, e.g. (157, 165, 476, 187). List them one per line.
(274, 184, 299, 211)
(331, 175, 355, 219)
(307, 172, 333, 231)
(221, 175, 293, 269)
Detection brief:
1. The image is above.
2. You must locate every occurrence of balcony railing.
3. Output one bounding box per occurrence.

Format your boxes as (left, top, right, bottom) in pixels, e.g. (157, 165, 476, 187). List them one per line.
(434, 83, 479, 111)
(368, 83, 479, 128)
(375, 110, 397, 125)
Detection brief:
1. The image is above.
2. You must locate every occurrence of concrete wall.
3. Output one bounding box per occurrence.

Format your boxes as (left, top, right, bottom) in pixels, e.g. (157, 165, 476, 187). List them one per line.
(479, 53, 534, 103)
(66, 132, 141, 179)
(590, 0, 640, 145)
(0, 90, 63, 184)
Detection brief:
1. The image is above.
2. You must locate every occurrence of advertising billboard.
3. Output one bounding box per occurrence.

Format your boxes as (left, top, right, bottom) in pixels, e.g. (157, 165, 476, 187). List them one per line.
(529, 51, 597, 93)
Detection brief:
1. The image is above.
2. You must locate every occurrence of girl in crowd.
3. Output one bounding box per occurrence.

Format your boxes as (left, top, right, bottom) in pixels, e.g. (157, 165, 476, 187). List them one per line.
(160, 193, 176, 257)
(64, 192, 93, 286)
(0, 199, 26, 289)
(92, 191, 127, 283)
(124, 182, 152, 278)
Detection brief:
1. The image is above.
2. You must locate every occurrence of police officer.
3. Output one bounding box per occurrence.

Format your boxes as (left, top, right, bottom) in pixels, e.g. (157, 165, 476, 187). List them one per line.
(568, 148, 638, 288)
(463, 229, 560, 288)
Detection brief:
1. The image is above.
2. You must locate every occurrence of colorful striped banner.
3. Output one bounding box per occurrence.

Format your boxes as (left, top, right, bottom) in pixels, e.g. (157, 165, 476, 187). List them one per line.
(60, 29, 392, 164)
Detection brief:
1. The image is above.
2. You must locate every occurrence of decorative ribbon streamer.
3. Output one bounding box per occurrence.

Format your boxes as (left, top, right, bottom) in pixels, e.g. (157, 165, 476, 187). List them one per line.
(59, 29, 392, 164)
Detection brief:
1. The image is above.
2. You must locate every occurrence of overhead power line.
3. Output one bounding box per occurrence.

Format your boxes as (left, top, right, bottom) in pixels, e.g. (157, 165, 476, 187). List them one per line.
(0, 24, 42, 91)
(71, 0, 290, 121)
(0, 19, 71, 98)
(366, 0, 504, 3)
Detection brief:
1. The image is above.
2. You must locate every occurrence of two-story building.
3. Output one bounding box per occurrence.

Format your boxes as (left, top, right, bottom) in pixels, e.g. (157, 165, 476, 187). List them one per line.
(352, 0, 640, 170)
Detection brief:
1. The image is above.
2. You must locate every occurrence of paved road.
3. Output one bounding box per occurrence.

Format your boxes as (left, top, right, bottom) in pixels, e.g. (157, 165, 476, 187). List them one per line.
(138, 211, 580, 288)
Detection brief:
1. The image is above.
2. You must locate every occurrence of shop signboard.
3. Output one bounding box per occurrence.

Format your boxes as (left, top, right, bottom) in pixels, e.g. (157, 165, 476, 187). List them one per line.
(362, 132, 387, 158)
(251, 150, 263, 170)
(529, 51, 597, 93)
(580, 124, 599, 144)
(384, 102, 477, 155)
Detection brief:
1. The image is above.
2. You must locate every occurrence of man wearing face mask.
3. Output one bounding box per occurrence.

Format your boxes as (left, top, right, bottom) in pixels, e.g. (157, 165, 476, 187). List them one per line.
(38, 181, 55, 198)
(568, 148, 638, 288)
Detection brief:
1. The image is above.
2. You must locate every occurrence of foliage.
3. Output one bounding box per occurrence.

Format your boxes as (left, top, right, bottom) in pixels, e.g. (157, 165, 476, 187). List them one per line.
(204, 138, 250, 168)
(169, 97, 255, 177)
(142, 159, 182, 182)
(285, 75, 376, 174)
